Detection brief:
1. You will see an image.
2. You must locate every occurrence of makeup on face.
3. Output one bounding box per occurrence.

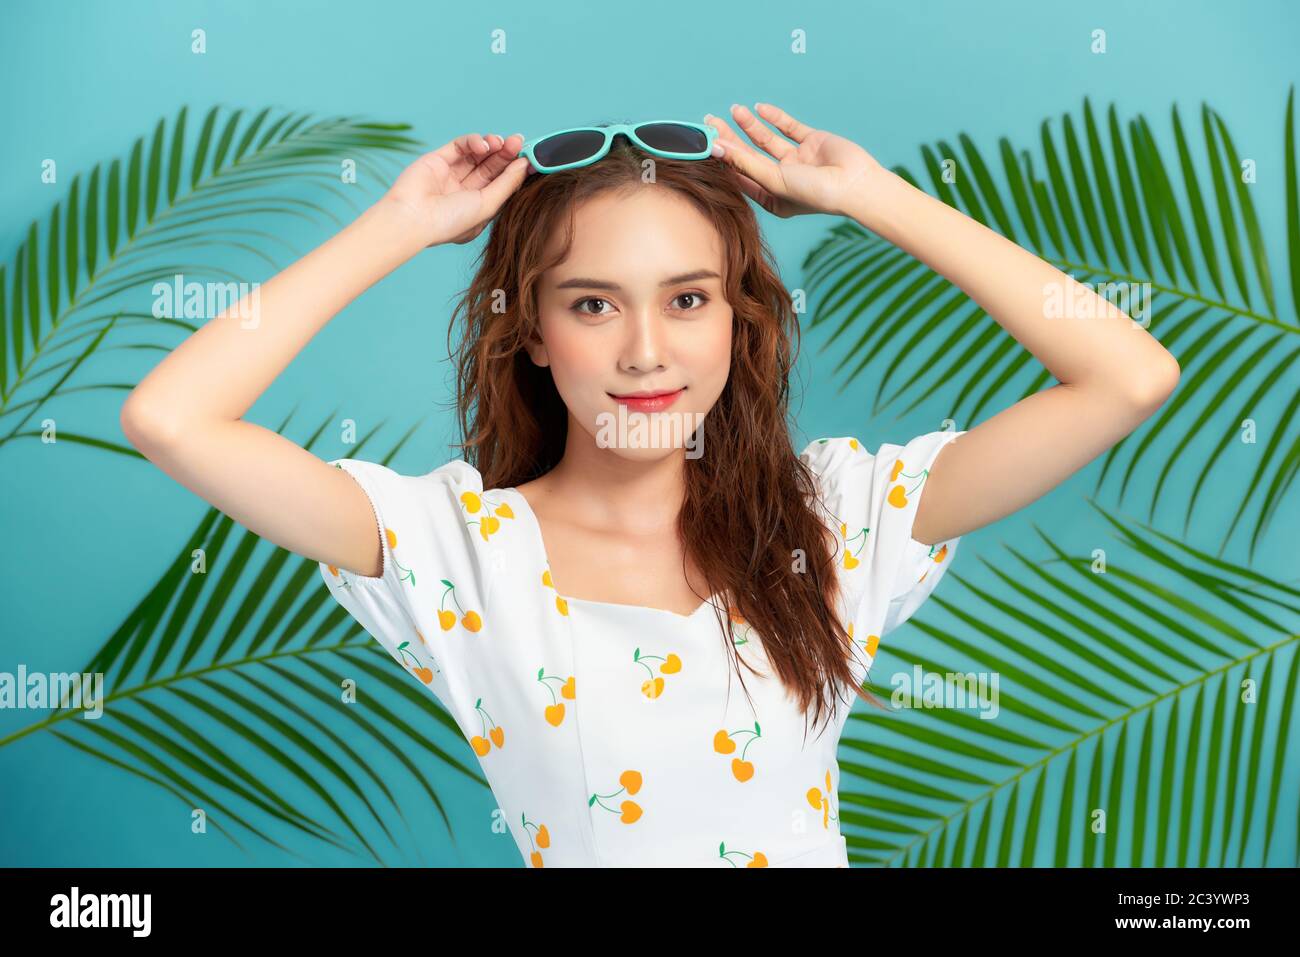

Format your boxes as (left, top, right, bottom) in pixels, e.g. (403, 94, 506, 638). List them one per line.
(606, 387, 687, 413)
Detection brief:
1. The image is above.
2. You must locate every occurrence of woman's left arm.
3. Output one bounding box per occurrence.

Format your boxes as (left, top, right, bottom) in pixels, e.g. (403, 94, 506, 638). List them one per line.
(847, 165, 1179, 546)
(707, 103, 1181, 546)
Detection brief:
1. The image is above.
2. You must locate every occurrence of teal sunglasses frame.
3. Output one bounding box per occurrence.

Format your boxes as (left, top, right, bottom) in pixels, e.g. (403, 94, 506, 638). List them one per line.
(520, 120, 719, 173)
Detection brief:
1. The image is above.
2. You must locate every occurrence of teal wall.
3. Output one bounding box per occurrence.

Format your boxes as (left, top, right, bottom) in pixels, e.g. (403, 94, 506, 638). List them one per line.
(2, 0, 1297, 866)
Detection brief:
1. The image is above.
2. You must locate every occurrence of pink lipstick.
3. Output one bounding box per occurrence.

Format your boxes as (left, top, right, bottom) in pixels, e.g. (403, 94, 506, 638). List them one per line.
(608, 387, 685, 413)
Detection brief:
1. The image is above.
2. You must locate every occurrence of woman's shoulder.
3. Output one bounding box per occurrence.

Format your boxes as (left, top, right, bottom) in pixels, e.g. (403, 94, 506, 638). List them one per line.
(327, 453, 524, 553)
(797, 431, 963, 496)
(317, 455, 541, 712)
(796, 428, 968, 636)
(332, 455, 486, 490)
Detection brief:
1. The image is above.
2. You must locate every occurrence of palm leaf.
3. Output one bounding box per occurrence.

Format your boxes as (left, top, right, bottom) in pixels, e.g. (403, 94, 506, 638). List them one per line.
(803, 88, 1300, 560)
(837, 504, 1300, 867)
(0, 106, 421, 454)
(0, 414, 490, 865)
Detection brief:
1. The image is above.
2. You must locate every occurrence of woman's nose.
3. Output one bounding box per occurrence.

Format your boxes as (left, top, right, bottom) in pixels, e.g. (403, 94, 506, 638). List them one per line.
(619, 309, 670, 371)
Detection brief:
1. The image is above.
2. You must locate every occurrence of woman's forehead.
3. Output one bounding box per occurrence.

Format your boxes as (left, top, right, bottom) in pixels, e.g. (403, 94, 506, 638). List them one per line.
(540, 194, 724, 284)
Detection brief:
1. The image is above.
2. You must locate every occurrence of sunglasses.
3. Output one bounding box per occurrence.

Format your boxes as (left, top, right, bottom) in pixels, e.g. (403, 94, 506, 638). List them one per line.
(520, 120, 719, 173)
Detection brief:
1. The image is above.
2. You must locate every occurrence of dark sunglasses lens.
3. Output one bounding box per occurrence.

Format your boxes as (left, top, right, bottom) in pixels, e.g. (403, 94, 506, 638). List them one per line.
(533, 130, 606, 168)
(634, 123, 708, 154)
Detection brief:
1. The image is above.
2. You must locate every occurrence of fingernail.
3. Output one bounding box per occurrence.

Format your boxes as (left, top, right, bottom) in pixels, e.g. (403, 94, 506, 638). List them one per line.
(730, 103, 741, 113)
(711, 142, 725, 157)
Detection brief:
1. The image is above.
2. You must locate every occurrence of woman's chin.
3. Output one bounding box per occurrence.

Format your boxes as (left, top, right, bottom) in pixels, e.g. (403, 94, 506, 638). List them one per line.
(590, 408, 709, 459)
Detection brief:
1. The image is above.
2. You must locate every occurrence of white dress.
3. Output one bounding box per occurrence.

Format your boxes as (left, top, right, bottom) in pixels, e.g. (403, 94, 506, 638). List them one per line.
(318, 430, 966, 867)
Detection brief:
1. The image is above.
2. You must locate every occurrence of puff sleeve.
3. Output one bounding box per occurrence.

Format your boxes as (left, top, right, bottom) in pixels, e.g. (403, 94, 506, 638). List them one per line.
(798, 430, 966, 649)
(317, 457, 492, 705)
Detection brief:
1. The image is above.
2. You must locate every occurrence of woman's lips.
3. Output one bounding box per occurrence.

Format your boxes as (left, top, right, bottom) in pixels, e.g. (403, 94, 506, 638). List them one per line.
(608, 388, 685, 412)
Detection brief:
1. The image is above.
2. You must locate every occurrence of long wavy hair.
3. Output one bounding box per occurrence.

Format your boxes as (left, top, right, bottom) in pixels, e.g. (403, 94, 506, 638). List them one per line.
(445, 129, 879, 740)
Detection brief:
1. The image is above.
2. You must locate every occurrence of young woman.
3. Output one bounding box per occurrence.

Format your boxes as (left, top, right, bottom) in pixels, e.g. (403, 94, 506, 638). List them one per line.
(121, 103, 1180, 868)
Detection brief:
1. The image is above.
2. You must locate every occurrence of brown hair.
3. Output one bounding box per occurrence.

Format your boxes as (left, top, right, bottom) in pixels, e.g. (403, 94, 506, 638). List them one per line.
(445, 129, 879, 740)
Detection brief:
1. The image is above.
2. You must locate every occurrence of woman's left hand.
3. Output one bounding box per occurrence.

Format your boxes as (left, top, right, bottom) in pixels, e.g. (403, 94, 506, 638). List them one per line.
(704, 103, 886, 219)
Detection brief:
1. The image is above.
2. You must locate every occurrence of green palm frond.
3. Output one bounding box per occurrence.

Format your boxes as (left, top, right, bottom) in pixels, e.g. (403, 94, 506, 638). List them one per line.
(0, 415, 487, 866)
(0, 106, 421, 456)
(803, 88, 1300, 560)
(838, 504, 1300, 867)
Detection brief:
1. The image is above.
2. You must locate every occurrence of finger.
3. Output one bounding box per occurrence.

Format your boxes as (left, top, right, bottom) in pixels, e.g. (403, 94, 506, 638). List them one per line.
(728, 104, 795, 160)
(702, 119, 786, 204)
(704, 112, 777, 172)
(734, 175, 778, 214)
(479, 155, 532, 211)
(430, 133, 496, 179)
(706, 124, 774, 197)
(752, 102, 816, 145)
(704, 112, 753, 152)
(459, 133, 521, 190)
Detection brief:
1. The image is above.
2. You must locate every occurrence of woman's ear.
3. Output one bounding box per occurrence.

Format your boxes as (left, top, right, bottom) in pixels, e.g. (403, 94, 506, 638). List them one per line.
(523, 335, 550, 368)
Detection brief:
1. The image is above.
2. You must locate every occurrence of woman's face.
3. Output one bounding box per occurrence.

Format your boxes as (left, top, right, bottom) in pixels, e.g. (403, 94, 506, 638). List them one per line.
(528, 187, 734, 460)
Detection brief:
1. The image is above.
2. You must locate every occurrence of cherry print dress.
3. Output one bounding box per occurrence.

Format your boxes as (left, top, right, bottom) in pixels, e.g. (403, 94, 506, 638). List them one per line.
(318, 429, 966, 867)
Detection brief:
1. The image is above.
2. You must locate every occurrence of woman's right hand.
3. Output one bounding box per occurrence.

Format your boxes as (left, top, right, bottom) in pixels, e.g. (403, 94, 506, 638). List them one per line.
(381, 132, 534, 248)
(121, 130, 536, 586)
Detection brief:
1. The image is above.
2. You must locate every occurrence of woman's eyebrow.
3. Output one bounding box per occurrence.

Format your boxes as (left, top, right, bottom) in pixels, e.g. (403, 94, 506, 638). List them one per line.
(554, 269, 721, 291)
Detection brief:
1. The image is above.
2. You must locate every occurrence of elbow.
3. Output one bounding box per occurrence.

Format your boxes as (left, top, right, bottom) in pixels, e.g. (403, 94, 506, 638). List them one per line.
(1127, 353, 1180, 409)
(120, 393, 183, 455)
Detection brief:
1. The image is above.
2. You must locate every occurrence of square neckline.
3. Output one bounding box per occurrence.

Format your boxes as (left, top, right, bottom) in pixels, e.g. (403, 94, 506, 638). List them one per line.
(502, 486, 723, 621)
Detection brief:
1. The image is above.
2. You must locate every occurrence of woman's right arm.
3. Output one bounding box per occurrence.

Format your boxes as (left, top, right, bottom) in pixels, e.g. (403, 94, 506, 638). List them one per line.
(120, 132, 531, 577)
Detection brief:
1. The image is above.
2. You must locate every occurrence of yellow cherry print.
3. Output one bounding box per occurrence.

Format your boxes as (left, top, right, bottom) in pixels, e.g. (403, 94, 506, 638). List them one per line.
(437, 579, 483, 633)
(713, 722, 761, 781)
(634, 647, 682, 698)
(537, 667, 572, 726)
(719, 842, 769, 868)
(541, 567, 569, 614)
(805, 769, 838, 828)
(394, 640, 435, 684)
(469, 698, 504, 755)
(590, 771, 644, 824)
(384, 527, 415, 585)
(888, 455, 937, 509)
(462, 491, 512, 540)
(522, 813, 549, 867)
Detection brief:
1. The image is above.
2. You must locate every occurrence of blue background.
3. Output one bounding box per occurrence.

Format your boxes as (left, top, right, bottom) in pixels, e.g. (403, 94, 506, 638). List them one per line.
(2, 0, 1298, 866)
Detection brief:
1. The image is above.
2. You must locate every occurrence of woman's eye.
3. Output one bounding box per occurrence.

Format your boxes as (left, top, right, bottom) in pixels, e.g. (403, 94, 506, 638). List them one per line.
(572, 292, 709, 316)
